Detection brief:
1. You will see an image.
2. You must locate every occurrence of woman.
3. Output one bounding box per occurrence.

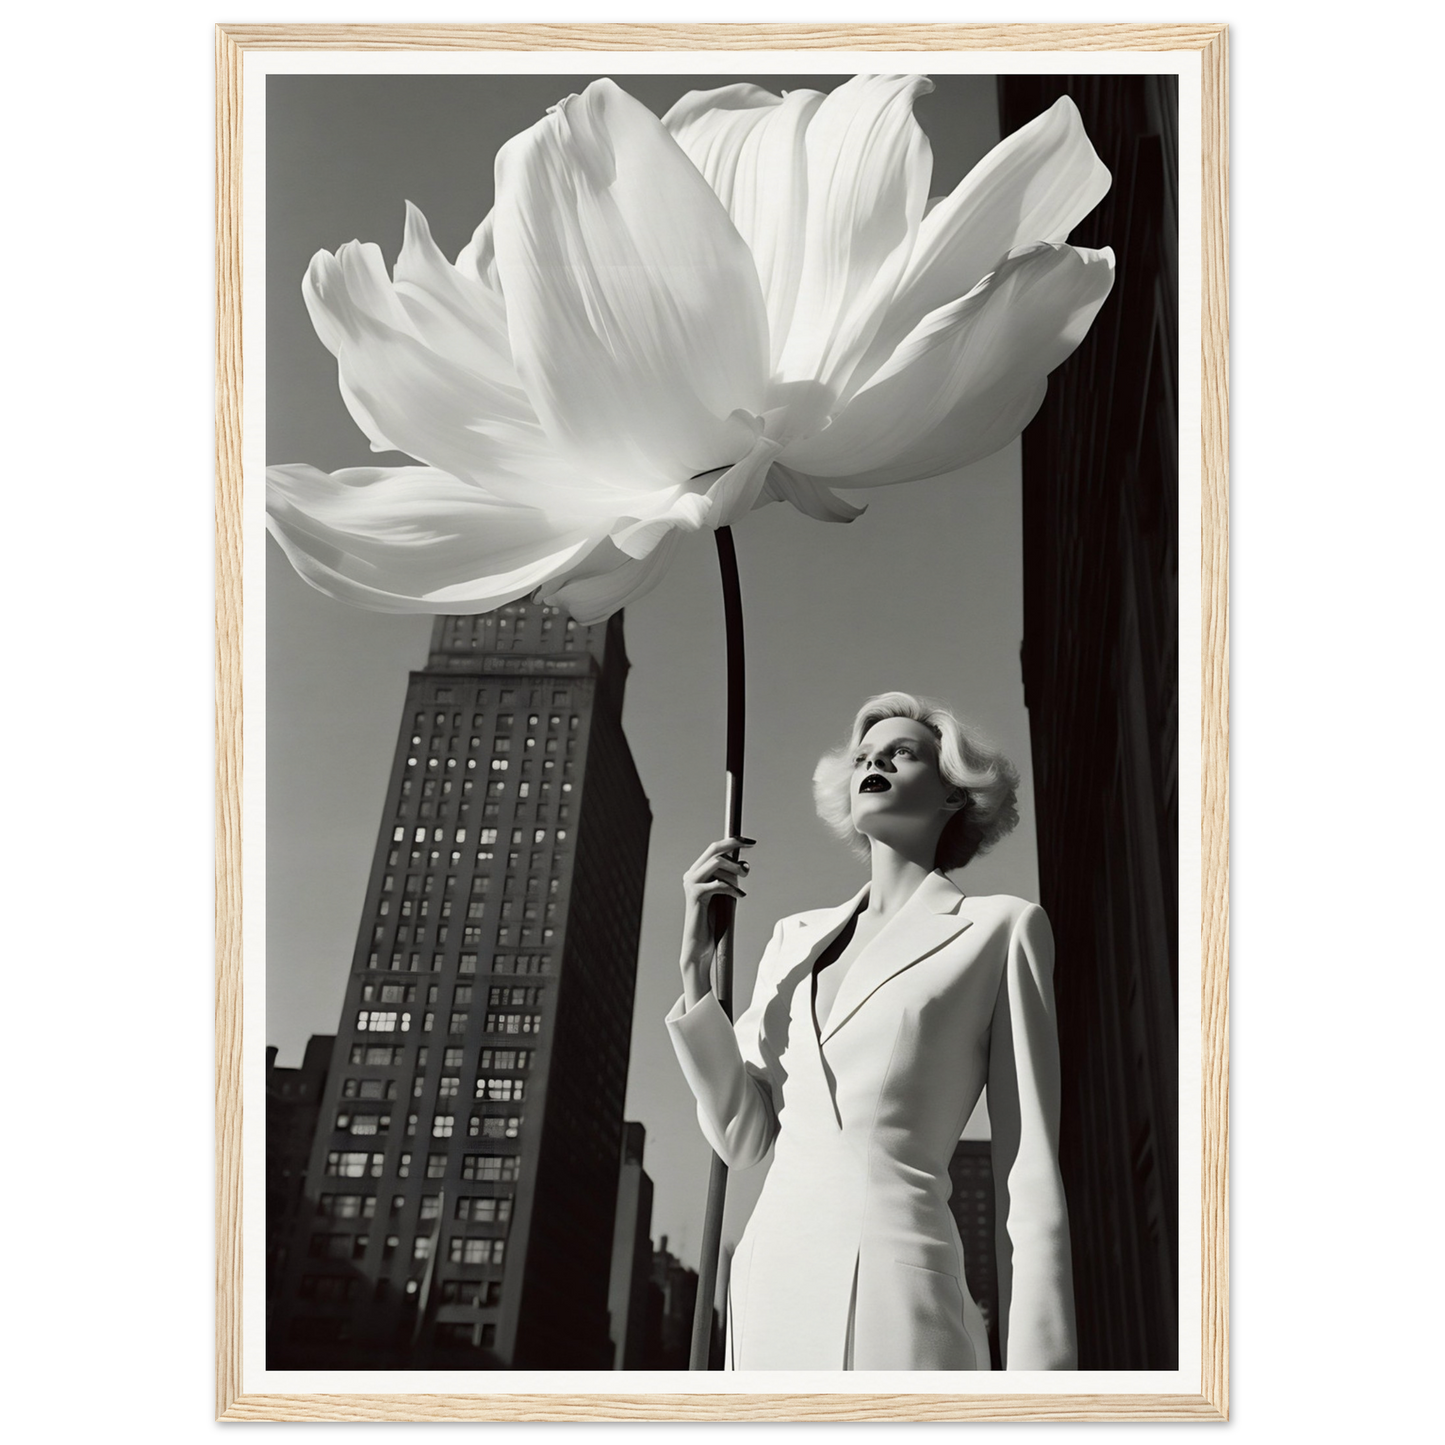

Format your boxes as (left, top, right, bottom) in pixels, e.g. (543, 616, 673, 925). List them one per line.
(665, 692, 1076, 1371)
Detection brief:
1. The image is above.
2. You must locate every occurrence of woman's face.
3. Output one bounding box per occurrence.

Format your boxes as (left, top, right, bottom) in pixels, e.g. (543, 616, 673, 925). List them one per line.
(848, 716, 960, 845)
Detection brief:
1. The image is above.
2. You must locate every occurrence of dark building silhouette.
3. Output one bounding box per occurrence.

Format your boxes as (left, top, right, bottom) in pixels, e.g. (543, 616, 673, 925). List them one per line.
(645, 1236, 722, 1370)
(607, 1121, 655, 1370)
(266, 1036, 334, 1307)
(1002, 75, 1180, 1368)
(269, 602, 651, 1368)
(947, 1139, 1001, 1370)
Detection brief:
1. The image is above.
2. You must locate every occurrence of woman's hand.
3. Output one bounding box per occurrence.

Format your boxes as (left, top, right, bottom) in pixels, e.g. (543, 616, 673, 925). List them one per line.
(679, 835, 754, 1007)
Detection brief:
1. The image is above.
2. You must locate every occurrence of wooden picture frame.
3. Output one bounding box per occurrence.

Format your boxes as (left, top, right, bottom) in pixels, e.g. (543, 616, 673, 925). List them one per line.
(217, 21, 1228, 1422)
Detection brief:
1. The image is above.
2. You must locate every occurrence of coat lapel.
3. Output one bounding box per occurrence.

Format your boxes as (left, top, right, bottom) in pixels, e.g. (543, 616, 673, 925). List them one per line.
(816, 871, 973, 1045)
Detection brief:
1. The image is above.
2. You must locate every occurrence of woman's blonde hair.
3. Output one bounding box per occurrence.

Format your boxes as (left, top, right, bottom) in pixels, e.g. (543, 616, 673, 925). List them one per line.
(812, 692, 1020, 871)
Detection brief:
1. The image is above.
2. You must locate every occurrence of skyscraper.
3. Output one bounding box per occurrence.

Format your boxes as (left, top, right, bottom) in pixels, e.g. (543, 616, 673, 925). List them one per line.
(1004, 74, 1180, 1368)
(269, 602, 651, 1369)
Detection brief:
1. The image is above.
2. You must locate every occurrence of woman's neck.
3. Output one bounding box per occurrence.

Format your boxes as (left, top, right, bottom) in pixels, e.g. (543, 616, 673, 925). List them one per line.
(865, 841, 937, 918)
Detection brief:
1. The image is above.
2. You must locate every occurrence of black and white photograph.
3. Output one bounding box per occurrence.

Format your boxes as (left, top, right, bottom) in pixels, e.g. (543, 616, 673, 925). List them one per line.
(246, 42, 1203, 1405)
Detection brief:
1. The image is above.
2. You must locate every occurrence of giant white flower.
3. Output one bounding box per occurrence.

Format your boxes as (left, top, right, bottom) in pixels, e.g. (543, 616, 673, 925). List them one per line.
(267, 75, 1114, 622)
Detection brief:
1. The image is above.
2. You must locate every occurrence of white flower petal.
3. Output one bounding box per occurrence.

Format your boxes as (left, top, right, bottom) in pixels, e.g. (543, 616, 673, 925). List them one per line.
(665, 83, 823, 373)
(540, 530, 683, 625)
(266, 463, 603, 613)
(302, 244, 577, 505)
(493, 78, 770, 488)
(855, 96, 1111, 393)
(772, 74, 935, 407)
(782, 243, 1115, 486)
(393, 201, 516, 386)
(763, 464, 867, 522)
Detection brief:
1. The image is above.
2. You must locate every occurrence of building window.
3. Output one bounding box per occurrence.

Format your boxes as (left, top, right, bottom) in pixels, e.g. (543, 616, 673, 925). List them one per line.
(488, 985, 543, 1008)
(413, 1235, 433, 1262)
(336, 1111, 390, 1136)
(461, 1154, 521, 1183)
(325, 1151, 384, 1179)
(426, 1153, 447, 1179)
(309, 1232, 368, 1261)
(478, 1048, 531, 1071)
(349, 1043, 402, 1067)
(419, 1195, 441, 1222)
(455, 1197, 513, 1224)
(469, 1114, 522, 1140)
(432, 1114, 455, 1138)
(355, 1010, 408, 1033)
(437, 1075, 459, 1099)
(483, 1011, 543, 1036)
(398, 1153, 412, 1179)
(448, 1011, 469, 1034)
(317, 1194, 376, 1220)
(342, 1078, 397, 1101)
(477, 1076, 526, 1103)
(449, 1237, 506, 1266)
(439, 1279, 503, 1307)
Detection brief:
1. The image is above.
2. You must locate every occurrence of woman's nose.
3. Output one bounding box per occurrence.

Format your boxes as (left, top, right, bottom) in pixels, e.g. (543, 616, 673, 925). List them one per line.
(867, 751, 894, 771)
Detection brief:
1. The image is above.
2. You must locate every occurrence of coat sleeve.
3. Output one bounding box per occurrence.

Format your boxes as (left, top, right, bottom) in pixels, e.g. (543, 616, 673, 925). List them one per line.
(664, 920, 784, 1170)
(988, 903, 1078, 1369)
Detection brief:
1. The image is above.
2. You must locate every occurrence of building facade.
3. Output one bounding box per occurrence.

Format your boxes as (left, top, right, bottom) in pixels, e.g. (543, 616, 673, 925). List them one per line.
(1002, 74, 1181, 1368)
(265, 1036, 334, 1310)
(947, 1139, 1001, 1370)
(607, 1121, 656, 1371)
(269, 602, 651, 1368)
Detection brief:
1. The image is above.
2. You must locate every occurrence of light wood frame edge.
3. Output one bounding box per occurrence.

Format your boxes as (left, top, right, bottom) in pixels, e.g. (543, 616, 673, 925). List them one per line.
(215, 20, 1229, 1423)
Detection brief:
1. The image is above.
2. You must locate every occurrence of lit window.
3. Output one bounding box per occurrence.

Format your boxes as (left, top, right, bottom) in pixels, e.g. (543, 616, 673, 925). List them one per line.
(432, 1114, 454, 1138)
(413, 1235, 433, 1261)
(449, 1237, 506, 1265)
(459, 953, 478, 974)
(325, 1151, 384, 1179)
(398, 1153, 412, 1179)
(437, 1075, 459, 1098)
(478, 1077, 526, 1103)
(426, 1153, 447, 1179)
(448, 1012, 469, 1034)
(356, 1010, 398, 1033)
(469, 1113, 522, 1140)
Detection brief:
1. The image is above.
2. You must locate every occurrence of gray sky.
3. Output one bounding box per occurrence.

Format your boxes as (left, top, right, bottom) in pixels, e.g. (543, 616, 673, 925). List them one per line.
(265, 71, 1034, 1258)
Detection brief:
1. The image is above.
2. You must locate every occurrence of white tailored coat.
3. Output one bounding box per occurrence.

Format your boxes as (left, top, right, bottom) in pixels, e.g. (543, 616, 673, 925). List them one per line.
(665, 870, 1076, 1371)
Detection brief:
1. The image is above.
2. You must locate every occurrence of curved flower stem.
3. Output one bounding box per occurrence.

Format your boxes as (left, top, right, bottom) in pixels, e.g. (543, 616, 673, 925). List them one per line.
(689, 526, 746, 1370)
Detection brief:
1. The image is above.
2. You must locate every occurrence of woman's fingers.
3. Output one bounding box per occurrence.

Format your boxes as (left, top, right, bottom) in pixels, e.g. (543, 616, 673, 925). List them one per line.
(694, 878, 746, 898)
(687, 836, 755, 872)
